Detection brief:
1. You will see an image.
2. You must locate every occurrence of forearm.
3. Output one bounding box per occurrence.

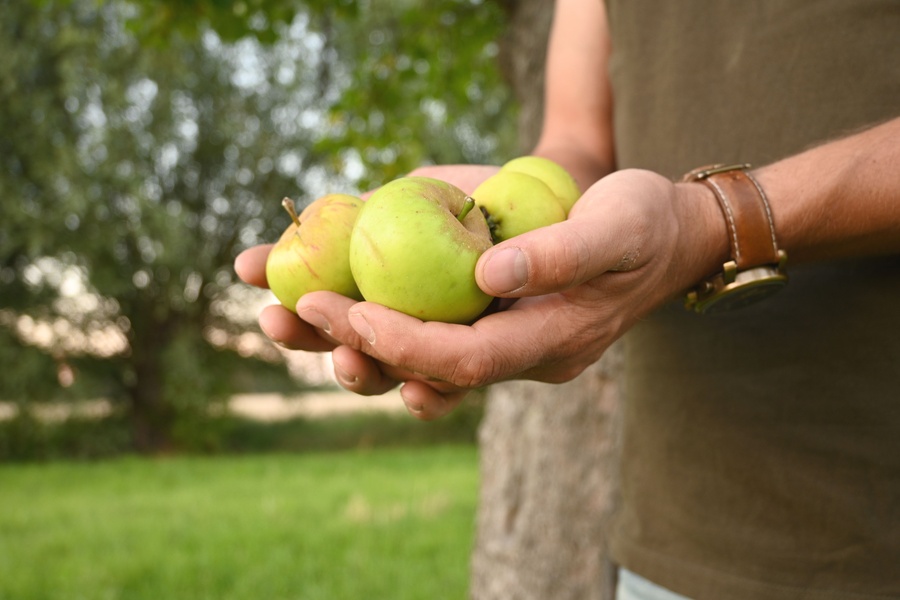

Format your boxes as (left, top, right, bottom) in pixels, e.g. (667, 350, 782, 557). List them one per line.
(755, 117, 900, 263)
(531, 0, 615, 194)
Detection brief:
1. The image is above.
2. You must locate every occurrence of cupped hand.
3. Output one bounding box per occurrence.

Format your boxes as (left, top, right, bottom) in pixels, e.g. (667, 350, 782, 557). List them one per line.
(234, 164, 502, 419)
(296, 169, 727, 417)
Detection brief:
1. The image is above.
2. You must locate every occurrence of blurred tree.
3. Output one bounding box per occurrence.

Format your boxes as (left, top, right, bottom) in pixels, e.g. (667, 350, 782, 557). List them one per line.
(123, 0, 519, 188)
(0, 0, 515, 452)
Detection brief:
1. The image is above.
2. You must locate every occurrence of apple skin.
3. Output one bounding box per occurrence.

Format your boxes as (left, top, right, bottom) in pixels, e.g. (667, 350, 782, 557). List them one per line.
(471, 170, 567, 243)
(501, 155, 581, 214)
(349, 176, 494, 324)
(265, 193, 364, 312)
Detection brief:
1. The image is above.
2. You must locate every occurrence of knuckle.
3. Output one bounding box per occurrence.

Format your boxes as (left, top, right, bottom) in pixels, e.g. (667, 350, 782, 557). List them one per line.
(448, 348, 503, 389)
(534, 228, 593, 291)
(565, 230, 595, 286)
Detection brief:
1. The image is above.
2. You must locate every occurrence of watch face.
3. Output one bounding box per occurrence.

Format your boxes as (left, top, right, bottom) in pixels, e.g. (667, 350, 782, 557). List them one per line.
(700, 279, 787, 313)
(692, 268, 788, 314)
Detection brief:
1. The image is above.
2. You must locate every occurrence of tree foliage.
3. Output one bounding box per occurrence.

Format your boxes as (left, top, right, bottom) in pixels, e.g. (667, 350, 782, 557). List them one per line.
(0, 0, 516, 452)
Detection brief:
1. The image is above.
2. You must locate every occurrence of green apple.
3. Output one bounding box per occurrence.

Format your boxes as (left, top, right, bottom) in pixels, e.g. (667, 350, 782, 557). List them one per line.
(501, 155, 581, 214)
(471, 170, 567, 243)
(349, 176, 494, 324)
(265, 194, 364, 312)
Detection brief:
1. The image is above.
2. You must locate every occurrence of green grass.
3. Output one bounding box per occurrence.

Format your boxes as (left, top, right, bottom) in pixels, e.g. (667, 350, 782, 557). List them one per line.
(0, 446, 479, 599)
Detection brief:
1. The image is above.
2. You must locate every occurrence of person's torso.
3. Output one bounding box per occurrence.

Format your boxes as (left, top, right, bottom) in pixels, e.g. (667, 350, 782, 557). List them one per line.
(604, 1, 900, 598)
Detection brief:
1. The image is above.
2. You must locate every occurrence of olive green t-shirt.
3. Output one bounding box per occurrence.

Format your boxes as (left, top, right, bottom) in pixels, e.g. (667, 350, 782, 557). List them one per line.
(603, 1, 900, 598)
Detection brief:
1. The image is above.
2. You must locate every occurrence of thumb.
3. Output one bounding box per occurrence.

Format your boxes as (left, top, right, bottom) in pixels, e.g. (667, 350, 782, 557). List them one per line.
(475, 214, 634, 298)
(475, 169, 679, 298)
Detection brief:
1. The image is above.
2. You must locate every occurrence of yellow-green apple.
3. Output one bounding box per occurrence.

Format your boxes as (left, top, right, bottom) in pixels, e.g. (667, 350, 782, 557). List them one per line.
(501, 155, 581, 214)
(471, 170, 567, 243)
(349, 176, 494, 324)
(265, 194, 363, 312)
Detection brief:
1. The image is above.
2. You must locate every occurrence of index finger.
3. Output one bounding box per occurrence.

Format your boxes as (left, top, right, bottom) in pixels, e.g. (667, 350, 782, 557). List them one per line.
(346, 295, 585, 390)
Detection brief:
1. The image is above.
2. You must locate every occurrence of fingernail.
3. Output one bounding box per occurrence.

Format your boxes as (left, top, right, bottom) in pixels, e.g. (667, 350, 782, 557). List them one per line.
(349, 311, 375, 345)
(482, 247, 528, 294)
(297, 308, 331, 334)
(334, 364, 358, 387)
(401, 391, 424, 414)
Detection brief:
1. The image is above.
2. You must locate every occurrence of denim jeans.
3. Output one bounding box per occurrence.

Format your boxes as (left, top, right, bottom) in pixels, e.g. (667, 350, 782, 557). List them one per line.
(616, 569, 693, 600)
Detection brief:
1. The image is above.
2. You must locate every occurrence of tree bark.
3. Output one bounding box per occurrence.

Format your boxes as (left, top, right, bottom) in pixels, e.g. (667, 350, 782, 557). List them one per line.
(471, 2, 623, 598)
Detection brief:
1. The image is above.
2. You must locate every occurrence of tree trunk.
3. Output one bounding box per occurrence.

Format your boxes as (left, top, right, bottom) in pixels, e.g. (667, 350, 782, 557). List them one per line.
(471, 355, 622, 600)
(129, 350, 174, 453)
(126, 313, 177, 454)
(471, 2, 623, 598)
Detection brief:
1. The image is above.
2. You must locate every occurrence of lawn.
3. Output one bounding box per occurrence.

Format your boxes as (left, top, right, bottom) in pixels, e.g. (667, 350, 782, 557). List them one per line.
(0, 445, 479, 599)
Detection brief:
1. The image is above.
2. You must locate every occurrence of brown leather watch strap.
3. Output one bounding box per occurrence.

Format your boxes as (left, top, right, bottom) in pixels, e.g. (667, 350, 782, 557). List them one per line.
(683, 164, 781, 269)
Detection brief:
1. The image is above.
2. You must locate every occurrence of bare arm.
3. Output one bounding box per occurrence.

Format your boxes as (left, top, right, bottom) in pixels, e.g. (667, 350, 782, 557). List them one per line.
(533, 0, 616, 189)
(758, 118, 900, 263)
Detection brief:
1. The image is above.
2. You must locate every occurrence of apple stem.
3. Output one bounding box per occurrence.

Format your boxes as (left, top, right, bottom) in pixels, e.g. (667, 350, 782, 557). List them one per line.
(457, 196, 476, 222)
(282, 198, 301, 227)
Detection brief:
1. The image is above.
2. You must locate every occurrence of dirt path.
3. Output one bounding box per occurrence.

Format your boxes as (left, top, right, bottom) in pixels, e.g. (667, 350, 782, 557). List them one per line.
(228, 388, 406, 421)
(0, 388, 406, 423)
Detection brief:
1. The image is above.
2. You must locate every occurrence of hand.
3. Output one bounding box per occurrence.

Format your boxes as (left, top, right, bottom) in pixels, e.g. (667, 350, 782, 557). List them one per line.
(234, 164, 502, 419)
(235, 244, 450, 403)
(296, 169, 727, 418)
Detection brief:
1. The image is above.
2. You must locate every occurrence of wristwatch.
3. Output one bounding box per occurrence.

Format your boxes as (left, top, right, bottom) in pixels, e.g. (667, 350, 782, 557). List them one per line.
(681, 163, 788, 314)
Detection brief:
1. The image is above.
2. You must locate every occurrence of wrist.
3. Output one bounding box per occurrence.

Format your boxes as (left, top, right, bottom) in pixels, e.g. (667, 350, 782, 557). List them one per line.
(678, 164, 789, 313)
(672, 180, 731, 292)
